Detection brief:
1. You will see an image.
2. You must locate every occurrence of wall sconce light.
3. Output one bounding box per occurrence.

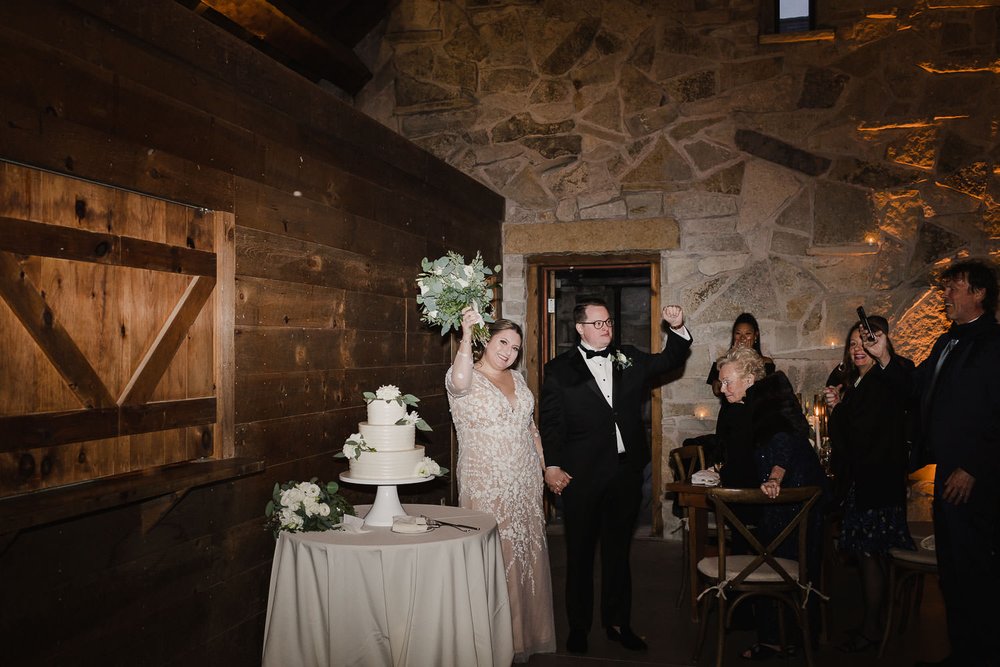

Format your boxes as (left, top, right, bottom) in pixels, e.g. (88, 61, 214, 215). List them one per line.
(865, 234, 878, 246)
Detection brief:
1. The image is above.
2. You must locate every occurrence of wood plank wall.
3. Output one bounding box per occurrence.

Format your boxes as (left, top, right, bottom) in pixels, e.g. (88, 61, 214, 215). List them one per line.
(0, 0, 503, 664)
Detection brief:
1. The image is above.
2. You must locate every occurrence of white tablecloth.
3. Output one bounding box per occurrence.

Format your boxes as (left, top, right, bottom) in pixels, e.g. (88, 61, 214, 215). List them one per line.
(261, 504, 514, 667)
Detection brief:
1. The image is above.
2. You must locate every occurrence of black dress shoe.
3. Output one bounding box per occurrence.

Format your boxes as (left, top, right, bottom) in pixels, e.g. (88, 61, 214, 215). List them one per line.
(566, 629, 588, 653)
(606, 625, 648, 651)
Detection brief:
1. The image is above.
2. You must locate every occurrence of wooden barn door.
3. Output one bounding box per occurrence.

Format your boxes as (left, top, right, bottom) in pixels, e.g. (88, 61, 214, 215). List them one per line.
(0, 162, 234, 497)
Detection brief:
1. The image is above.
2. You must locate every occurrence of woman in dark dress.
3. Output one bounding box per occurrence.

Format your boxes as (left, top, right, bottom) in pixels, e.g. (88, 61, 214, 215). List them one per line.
(823, 318, 915, 652)
(717, 347, 828, 660)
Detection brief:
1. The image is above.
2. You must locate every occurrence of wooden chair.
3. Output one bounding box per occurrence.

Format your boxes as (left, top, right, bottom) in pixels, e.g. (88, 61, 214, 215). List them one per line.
(878, 529, 938, 657)
(671, 444, 706, 484)
(694, 486, 823, 667)
(670, 444, 705, 607)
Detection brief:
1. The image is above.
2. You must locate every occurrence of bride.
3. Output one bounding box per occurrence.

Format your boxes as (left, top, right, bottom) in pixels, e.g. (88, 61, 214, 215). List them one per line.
(445, 308, 556, 662)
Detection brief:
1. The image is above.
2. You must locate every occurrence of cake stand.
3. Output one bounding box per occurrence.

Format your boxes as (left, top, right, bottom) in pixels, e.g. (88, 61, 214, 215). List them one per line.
(338, 473, 434, 527)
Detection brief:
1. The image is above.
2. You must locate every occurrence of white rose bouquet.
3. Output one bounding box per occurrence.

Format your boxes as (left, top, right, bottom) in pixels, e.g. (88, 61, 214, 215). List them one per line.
(264, 478, 353, 538)
(416, 251, 501, 345)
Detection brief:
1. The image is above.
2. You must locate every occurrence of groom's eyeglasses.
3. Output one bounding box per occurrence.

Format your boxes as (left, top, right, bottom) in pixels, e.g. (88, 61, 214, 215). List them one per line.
(580, 318, 614, 329)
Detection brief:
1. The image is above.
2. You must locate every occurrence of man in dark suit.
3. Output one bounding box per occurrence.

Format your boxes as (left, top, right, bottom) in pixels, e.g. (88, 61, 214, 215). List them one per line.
(540, 298, 691, 654)
(900, 260, 1000, 667)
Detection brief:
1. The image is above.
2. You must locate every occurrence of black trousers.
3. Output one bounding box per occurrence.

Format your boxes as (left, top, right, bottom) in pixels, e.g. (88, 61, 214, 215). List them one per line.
(561, 460, 642, 633)
(933, 485, 1000, 667)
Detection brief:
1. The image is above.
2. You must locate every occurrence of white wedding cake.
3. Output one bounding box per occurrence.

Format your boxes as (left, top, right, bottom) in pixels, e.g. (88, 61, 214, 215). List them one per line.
(342, 385, 441, 480)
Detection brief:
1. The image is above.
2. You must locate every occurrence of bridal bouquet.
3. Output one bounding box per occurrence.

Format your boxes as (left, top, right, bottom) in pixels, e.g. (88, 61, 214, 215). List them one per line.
(416, 251, 500, 345)
(264, 479, 354, 538)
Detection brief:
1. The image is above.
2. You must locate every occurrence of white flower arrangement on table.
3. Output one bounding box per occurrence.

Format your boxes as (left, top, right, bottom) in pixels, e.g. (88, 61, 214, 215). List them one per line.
(264, 479, 353, 538)
(611, 350, 633, 370)
(416, 251, 501, 345)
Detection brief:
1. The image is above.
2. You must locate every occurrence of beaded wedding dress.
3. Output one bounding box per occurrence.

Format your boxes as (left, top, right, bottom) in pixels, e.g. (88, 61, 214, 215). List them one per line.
(446, 367, 556, 662)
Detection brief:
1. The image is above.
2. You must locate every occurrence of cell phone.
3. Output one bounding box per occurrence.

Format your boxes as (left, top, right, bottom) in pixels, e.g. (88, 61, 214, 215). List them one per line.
(856, 306, 877, 342)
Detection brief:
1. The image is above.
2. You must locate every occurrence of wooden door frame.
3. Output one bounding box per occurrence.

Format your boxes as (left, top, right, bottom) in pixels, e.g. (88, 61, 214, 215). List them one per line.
(524, 253, 665, 535)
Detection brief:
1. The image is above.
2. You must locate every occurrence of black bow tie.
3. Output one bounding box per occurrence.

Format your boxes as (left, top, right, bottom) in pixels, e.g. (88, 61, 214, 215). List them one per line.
(581, 346, 611, 359)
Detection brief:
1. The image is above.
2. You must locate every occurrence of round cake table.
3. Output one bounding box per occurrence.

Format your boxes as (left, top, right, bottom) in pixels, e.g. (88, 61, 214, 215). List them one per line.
(261, 504, 514, 667)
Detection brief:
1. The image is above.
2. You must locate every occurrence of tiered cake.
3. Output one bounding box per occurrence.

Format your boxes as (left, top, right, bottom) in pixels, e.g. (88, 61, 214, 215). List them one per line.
(344, 387, 426, 480)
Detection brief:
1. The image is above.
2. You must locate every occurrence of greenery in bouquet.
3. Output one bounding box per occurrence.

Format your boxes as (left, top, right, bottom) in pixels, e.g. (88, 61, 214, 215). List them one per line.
(264, 478, 353, 538)
(416, 251, 500, 345)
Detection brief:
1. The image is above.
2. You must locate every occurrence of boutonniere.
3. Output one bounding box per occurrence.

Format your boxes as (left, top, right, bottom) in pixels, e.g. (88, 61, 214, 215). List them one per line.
(612, 350, 633, 370)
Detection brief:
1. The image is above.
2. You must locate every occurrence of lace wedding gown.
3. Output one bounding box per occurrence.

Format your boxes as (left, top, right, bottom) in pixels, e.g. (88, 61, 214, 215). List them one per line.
(446, 367, 556, 662)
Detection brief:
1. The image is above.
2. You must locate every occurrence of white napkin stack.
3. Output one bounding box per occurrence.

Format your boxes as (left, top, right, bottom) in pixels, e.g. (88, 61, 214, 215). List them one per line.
(690, 469, 721, 487)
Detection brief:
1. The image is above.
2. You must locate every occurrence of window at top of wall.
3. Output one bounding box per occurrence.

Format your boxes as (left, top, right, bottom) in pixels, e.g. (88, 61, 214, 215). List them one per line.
(777, 0, 813, 32)
(758, 0, 835, 43)
(759, 0, 816, 36)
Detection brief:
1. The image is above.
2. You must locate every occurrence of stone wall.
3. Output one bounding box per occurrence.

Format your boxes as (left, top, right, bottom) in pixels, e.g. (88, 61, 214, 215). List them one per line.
(355, 0, 1000, 532)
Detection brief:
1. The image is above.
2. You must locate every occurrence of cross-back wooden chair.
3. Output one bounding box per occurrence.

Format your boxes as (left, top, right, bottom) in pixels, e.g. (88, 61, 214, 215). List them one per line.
(878, 528, 938, 657)
(670, 444, 706, 607)
(671, 444, 706, 483)
(693, 486, 823, 667)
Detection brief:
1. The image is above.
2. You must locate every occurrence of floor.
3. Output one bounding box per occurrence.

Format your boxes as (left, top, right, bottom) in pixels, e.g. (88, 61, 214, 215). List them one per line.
(526, 525, 948, 667)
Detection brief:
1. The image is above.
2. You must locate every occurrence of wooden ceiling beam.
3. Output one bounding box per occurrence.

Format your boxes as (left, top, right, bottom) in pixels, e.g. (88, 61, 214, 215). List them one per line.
(196, 0, 371, 94)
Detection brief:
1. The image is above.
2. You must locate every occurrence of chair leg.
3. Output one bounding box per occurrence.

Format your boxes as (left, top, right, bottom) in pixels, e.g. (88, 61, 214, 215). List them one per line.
(898, 572, 915, 633)
(777, 602, 787, 651)
(799, 600, 815, 667)
(693, 591, 711, 660)
(676, 528, 689, 608)
(715, 596, 727, 667)
(878, 561, 898, 658)
(914, 572, 925, 609)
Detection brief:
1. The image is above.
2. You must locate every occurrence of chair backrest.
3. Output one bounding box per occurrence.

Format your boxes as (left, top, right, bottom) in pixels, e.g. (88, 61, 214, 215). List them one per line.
(671, 444, 706, 483)
(706, 486, 821, 588)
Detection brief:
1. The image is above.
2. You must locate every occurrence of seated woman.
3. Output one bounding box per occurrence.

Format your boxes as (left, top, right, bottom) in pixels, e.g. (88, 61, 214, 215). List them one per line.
(823, 317, 915, 653)
(716, 347, 828, 660)
(711, 314, 776, 487)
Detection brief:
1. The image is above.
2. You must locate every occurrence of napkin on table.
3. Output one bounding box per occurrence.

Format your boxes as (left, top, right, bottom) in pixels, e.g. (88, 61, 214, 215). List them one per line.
(690, 469, 721, 487)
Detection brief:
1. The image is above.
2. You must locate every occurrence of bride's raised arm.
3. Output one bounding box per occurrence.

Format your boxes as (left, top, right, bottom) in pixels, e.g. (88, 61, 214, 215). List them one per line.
(445, 308, 479, 396)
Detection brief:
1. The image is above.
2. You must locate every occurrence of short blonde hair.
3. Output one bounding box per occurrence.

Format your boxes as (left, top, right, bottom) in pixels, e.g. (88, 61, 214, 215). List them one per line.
(717, 346, 766, 381)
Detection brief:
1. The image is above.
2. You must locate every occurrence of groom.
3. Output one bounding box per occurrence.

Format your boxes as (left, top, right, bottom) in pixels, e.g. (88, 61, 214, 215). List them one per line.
(541, 298, 691, 653)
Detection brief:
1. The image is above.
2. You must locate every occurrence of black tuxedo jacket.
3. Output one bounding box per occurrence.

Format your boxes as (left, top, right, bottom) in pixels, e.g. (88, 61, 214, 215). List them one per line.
(539, 330, 692, 492)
